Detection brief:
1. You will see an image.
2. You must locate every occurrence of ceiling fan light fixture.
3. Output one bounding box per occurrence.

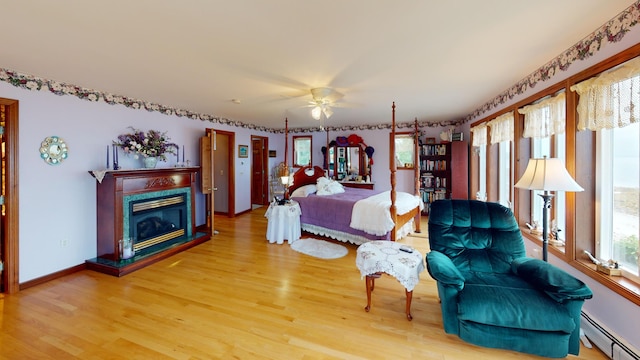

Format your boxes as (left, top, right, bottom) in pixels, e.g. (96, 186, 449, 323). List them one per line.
(323, 106, 333, 119)
(311, 106, 322, 120)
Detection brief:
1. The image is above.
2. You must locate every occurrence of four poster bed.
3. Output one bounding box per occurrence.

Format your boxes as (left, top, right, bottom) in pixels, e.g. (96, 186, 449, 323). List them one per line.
(284, 102, 423, 245)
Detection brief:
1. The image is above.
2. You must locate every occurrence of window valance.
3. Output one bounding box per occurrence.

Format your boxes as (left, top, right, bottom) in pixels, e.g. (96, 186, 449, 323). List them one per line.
(471, 124, 487, 147)
(518, 92, 566, 138)
(487, 112, 514, 144)
(571, 56, 640, 131)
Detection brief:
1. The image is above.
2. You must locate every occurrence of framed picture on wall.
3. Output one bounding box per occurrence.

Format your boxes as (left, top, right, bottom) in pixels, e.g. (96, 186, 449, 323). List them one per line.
(238, 145, 248, 158)
(426, 137, 436, 144)
(269, 150, 276, 157)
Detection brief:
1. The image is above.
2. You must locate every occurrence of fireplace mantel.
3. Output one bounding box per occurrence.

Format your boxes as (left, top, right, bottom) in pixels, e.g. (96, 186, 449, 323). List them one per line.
(86, 167, 209, 276)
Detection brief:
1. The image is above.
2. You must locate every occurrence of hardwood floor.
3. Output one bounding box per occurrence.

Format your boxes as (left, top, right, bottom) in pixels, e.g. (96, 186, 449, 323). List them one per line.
(1, 210, 606, 359)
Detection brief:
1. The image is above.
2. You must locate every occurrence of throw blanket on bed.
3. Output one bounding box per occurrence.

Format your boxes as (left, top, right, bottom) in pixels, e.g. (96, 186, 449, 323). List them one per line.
(350, 191, 422, 236)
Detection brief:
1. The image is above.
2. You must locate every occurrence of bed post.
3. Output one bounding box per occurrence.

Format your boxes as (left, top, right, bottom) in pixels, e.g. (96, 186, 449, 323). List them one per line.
(284, 118, 289, 199)
(390, 102, 397, 241)
(413, 118, 422, 233)
(326, 128, 330, 177)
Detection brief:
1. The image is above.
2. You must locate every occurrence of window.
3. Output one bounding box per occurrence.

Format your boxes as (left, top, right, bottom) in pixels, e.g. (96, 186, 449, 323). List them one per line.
(293, 136, 312, 167)
(596, 123, 640, 280)
(572, 56, 640, 283)
(498, 141, 512, 208)
(518, 92, 567, 243)
(477, 146, 487, 200)
(392, 132, 415, 169)
(530, 134, 567, 243)
(471, 124, 488, 200)
(488, 112, 514, 208)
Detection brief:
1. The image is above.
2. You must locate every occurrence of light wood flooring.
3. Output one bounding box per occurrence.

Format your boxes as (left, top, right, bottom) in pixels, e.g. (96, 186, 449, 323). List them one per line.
(0, 210, 607, 359)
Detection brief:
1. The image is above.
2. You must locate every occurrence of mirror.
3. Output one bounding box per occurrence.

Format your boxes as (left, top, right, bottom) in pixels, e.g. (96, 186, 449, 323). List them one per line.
(330, 145, 369, 181)
(40, 136, 68, 165)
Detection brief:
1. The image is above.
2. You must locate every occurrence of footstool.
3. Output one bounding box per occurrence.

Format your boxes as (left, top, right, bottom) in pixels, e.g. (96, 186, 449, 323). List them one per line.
(355, 240, 424, 320)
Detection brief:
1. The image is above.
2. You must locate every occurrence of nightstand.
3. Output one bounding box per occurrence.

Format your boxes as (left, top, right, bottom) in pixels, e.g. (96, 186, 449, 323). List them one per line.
(264, 200, 301, 244)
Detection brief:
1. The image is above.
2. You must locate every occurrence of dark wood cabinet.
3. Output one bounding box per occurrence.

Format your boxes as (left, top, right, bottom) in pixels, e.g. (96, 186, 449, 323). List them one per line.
(339, 181, 375, 190)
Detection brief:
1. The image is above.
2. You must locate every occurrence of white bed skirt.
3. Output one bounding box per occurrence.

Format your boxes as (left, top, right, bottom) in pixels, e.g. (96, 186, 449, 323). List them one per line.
(301, 219, 416, 245)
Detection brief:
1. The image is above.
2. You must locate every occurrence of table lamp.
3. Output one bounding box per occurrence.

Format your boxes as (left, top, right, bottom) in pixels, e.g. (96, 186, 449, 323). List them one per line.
(280, 175, 290, 200)
(514, 156, 583, 261)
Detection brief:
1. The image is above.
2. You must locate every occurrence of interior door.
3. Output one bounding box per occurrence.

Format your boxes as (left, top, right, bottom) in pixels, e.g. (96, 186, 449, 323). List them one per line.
(251, 137, 265, 205)
(214, 132, 229, 214)
(200, 134, 214, 231)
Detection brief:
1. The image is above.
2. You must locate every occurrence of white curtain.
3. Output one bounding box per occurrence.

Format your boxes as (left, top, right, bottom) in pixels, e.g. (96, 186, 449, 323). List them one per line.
(518, 92, 566, 138)
(487, 112, 514, 144)
(471, 124, 487, 147)
(570, 56, 640, 131)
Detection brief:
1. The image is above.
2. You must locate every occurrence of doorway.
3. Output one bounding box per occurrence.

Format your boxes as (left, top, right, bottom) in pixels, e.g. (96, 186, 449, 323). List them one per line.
(1, 98, 19, 294)
(205, 128, 235, 217)
(251, 136, 269, 206)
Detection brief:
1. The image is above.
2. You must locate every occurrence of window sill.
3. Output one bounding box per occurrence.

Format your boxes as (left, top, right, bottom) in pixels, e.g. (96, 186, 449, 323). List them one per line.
(519, 226, 640, 306)
(572, 260, 640, 306)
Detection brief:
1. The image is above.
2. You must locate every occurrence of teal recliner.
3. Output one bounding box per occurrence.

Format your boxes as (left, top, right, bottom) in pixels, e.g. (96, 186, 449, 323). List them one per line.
(426, 199, 592, 358)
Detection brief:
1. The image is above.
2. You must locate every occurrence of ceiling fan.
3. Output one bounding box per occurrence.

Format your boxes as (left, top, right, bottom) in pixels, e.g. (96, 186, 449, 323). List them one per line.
(309, 87, 343, 120)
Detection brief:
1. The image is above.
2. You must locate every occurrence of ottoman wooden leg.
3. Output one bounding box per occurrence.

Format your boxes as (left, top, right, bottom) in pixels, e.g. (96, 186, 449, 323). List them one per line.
(405, 289, 413, 321)
(364, 275, 374, 312)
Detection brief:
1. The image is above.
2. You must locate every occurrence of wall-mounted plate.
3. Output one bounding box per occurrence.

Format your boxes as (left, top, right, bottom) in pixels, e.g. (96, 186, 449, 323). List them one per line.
(40, 136, 68, 165)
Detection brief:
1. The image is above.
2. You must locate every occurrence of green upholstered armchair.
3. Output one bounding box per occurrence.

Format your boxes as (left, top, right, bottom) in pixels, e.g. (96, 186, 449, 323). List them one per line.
(426, 199, 592, 358)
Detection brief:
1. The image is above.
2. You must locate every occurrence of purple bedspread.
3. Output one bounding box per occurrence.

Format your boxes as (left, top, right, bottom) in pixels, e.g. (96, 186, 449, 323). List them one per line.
(292, 187, 390, 240)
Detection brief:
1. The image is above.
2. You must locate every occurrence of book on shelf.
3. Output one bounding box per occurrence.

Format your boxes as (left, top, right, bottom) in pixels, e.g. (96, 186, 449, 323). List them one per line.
(420, 144, 448, 156)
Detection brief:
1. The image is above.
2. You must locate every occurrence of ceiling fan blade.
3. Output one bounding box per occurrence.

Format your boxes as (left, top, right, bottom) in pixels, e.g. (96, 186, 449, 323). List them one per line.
(310, 87, 343, 103)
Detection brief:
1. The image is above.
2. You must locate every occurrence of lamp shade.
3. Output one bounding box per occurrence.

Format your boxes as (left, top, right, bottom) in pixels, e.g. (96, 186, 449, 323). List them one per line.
(514, 157, 584, 192)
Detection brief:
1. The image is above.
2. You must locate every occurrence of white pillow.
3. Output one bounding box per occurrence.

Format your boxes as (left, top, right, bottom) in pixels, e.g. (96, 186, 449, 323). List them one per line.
(291, 184, 317, 198)
(316, 177, 345, 195)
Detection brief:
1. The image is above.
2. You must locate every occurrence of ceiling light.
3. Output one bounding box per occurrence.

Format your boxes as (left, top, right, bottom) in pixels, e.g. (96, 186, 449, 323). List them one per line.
(311, 106, 322, 120)
(323, 106, 333, 119)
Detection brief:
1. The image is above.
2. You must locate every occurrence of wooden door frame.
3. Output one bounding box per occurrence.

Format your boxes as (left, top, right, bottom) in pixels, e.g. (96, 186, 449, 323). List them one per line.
(1, 98, 19, 294)
(206, 128, 235, 217)
(251, 136, 269, 206)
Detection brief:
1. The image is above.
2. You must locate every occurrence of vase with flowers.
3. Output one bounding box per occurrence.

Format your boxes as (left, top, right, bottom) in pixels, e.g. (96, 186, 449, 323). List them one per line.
(113, 127, 178, 168)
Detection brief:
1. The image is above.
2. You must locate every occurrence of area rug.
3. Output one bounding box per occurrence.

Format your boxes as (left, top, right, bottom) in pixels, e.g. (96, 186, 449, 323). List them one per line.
(290, 238, 349, 259)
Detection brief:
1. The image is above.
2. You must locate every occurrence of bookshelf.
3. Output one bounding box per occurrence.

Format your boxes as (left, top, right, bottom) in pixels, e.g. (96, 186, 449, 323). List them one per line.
(419, 141, 469, 214)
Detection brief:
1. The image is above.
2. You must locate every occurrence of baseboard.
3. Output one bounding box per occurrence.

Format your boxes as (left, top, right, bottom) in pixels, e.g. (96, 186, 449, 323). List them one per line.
(581, 311, 640, 360)
(19, 263, 86, 290)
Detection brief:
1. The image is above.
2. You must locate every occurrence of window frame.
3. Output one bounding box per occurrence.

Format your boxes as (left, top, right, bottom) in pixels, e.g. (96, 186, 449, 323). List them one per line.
(292, 135, 312, 168)
(391, 132, 416, 170)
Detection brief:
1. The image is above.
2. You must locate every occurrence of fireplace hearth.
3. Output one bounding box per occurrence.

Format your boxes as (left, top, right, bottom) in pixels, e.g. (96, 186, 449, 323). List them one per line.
(87, 167, 209, 276)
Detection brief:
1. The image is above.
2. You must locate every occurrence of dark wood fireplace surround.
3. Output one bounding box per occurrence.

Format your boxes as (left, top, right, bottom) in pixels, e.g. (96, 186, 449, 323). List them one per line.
(86, 167, 209, 276)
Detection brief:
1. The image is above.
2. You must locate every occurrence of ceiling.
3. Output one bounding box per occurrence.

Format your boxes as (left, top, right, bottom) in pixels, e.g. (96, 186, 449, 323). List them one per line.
(0, 1, 634, 130)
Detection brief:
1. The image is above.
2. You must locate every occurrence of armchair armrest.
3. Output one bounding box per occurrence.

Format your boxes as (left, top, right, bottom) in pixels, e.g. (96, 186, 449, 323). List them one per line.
(426, 251, 465, 291)
(511, 257, 593, 303)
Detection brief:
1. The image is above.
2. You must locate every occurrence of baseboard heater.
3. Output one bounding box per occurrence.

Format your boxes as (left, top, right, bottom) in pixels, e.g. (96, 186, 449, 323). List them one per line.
(581, 311, 640, 360)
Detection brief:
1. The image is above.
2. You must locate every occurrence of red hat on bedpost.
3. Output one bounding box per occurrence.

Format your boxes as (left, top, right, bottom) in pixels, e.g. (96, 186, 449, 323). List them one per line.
(347, 134, 363, 146)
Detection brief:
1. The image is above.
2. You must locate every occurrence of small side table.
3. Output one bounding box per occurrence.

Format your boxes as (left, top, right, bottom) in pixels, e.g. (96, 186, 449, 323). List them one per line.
(265, 200, 301, 244)
(355, 241, 424, 320)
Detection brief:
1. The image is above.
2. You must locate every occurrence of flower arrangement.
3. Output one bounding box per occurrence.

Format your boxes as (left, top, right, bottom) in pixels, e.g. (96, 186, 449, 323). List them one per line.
(113, 127, 178, 161)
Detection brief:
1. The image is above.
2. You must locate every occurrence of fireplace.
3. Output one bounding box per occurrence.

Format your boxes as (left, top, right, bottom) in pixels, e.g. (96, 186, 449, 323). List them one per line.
(87, 167, 209, 276)
(124, 188, 191, 251)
